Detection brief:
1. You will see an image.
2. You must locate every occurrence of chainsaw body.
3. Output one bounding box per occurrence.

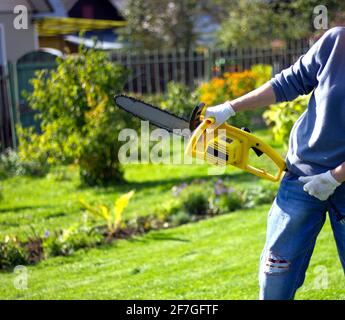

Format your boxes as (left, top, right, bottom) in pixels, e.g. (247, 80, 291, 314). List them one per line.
(185, 104, 286, 182)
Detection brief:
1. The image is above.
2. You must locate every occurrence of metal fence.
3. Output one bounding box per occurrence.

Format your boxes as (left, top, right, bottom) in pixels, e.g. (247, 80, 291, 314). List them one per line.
(111, 39, 310, 95)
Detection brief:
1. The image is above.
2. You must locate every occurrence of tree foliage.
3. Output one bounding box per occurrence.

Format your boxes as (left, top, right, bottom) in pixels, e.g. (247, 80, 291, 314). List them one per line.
(217, 0, 345, 48)
(120, 0, 204, 50)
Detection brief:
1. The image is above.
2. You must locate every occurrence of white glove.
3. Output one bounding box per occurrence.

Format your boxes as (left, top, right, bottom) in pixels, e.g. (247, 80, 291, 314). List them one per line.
(298, 170, 341, 201)
(204, 101, 236, 125)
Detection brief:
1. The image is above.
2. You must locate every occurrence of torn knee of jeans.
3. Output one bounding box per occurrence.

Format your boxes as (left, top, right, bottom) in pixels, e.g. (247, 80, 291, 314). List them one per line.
(263, 251, 291, 275)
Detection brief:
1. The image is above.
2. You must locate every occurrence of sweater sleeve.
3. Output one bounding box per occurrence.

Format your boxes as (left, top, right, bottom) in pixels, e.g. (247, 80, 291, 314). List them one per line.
(270, 27, 343, 102)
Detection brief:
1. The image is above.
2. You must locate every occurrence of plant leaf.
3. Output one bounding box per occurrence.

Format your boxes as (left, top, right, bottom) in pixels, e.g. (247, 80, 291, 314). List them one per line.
(79, 198, 107, 221)
(114, 190, 135, 230)
(99, 204, 110, 221)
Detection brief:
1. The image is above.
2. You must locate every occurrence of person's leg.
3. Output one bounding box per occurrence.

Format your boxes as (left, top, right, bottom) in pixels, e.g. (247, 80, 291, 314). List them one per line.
(328, 184, 345, 272)
(259, 173, 328, 300)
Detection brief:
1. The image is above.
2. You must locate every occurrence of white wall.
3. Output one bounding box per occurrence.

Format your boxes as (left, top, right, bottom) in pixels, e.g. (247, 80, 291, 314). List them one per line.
(0, 12, 37, 63)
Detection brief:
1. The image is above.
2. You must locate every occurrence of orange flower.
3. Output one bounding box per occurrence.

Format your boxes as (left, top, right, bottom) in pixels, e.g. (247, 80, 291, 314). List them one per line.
(197, 65, 271, 104)
(210, 77, 225, 90)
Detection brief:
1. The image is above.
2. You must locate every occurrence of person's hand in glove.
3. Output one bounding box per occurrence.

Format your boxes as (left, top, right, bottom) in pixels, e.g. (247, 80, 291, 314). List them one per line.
(298, 170, 341, 201)
(204, 101, 236, 126)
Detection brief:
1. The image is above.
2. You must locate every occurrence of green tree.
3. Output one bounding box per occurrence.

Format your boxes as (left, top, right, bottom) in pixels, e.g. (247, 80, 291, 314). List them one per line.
(217, 0, 345, 49)
(18, 45, 132, 186)
(120, 0, 200, 50)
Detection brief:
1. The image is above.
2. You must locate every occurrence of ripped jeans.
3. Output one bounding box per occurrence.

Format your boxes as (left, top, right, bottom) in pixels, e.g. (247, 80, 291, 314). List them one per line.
(259, 171, 345, 300)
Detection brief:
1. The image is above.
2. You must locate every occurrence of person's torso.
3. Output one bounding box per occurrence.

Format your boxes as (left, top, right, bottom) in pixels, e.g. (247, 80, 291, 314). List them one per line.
(287, 31, 345, 176)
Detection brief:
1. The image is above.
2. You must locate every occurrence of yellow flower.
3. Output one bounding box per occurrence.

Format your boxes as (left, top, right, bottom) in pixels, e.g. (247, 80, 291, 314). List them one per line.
(200, 92, 216, 106)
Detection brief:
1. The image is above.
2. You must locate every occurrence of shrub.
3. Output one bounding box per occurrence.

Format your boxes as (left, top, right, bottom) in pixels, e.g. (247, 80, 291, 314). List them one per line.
(242, 183, 278, 208)
(141, 94, 164, 109)
(160, 82, 199, 119)
(263, 96, 308, 147)
(152, 199, 181, 219)
(251, 64, 273, 87)
(18, 44, 130, 185)
(43, 224, 103, 257)
(150, 199, 189, 227)
(16, 127, 52, 177)
(43, 233, 73, 257)
(181, 186, 210, 216)
(47, 165, 75, 182)
(0, 236, 27, 270)
(212, 179, 244, 213)
(0, 149, 24, 178)
(218, 192, 244, 213)
(134, 214, 168, 232)
(168, 210, 191, 226)
(0, 148, 48, 179)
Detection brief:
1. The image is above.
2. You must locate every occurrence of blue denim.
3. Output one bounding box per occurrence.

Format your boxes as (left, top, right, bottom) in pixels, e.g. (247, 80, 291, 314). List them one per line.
(259, 171, 345, 300)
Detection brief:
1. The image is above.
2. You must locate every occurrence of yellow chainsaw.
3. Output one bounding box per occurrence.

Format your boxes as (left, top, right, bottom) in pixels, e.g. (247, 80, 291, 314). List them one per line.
(186, 103, 286, 182)
(115, 95, 286, 182)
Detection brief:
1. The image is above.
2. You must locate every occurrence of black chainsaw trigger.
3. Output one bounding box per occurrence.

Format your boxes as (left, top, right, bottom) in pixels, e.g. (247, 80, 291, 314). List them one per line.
(241, 127, 264, 157)
(189, 103, 206, 131)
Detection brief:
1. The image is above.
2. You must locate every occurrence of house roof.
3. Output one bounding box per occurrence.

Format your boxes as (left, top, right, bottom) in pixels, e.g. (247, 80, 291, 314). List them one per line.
(34, 0, 126, 37)
(0, 0, 53, 13)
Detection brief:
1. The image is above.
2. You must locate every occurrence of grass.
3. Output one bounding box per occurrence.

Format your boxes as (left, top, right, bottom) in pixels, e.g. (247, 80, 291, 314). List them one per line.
(0, 205, 343, 299)
(0, 163, 212, 238)
(0, 129, 343, 299)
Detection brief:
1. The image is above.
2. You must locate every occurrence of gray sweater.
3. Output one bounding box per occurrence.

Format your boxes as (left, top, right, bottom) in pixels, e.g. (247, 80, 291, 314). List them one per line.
(271, 27, 345, 176)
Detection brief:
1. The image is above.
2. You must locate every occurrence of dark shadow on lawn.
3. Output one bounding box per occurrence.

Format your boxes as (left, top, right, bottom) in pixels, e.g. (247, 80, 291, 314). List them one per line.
(123, 231, 190, 244)
(89, 171, 254, 195)
(0, 204, 56, 214)
(144, 232, 190, 243)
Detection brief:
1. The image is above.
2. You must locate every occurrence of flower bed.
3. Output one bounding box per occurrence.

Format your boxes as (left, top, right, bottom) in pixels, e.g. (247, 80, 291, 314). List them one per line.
(0, 179, 277, 271)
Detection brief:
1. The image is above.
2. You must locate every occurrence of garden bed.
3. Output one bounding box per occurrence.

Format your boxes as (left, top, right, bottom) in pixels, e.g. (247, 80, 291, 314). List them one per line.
(0, 175, 277, 270)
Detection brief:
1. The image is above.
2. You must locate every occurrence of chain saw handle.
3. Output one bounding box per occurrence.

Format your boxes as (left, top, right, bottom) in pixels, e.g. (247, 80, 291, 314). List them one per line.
(186, 109, 286, 182)
(186, 117, 215, 159)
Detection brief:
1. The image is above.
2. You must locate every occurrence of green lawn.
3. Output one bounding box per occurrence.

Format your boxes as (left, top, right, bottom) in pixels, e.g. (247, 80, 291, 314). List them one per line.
(0, 130, 343, 299)
(0, 205, 343, 299)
